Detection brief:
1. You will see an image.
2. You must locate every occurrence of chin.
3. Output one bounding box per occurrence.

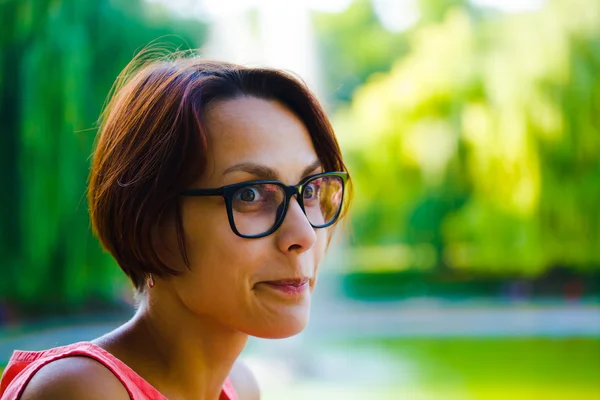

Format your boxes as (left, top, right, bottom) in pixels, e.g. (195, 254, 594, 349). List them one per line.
(248, 310, 311, 339)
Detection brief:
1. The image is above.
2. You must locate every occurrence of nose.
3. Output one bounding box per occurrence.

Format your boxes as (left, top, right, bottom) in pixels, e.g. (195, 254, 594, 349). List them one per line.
(275, 197, 317, 254)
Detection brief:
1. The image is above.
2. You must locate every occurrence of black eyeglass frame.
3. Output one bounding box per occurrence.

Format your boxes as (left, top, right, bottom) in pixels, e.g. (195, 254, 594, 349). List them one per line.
(180, 171, 348, 239)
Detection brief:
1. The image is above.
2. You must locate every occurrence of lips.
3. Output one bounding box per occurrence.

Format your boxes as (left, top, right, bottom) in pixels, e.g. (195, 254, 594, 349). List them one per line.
(264, 277, 310, 287)
(259, 277, 311, 296)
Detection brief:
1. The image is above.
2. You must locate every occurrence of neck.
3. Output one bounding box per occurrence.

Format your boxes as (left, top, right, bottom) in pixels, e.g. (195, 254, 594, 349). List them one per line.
(96, 295, 248, 400)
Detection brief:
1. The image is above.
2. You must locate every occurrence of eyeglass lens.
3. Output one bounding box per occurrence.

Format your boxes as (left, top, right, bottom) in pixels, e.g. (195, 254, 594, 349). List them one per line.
(231, 175, 344, 236)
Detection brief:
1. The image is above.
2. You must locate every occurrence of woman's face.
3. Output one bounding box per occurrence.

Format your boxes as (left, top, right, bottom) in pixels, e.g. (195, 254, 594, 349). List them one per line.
(157, 96, 329, 338)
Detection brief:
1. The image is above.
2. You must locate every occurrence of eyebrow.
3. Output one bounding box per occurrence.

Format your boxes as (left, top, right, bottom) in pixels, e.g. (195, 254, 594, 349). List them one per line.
(222, 159, 323, 181)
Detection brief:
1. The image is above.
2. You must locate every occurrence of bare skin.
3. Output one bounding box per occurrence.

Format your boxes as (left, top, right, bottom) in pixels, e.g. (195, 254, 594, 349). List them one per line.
(20, 97, 329, 400)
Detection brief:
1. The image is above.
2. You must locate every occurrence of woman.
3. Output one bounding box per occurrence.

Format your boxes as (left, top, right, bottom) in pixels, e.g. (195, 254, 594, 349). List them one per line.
(0, 54, 351, 400)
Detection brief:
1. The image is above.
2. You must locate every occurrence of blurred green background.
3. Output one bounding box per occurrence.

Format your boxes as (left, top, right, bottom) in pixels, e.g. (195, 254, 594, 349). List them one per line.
(1, 0, 599, 398)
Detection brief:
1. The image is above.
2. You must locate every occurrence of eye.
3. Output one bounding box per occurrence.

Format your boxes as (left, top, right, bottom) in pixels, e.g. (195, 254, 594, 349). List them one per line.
(237, 187, 260, 202)
(303, 182, 319, 200)
(304, 186, 314, 199)
(232, 184, 284, 215)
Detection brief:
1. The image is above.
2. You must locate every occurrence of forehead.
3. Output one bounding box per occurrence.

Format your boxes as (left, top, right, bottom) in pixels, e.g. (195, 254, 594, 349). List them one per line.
(202, 96, 319, 182)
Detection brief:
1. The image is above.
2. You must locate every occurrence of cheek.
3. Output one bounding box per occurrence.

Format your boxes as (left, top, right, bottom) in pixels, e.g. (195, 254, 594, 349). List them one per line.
(184, 221, 246, 283)
(312, 229, 329, 273)
(175, 208, 267, 313)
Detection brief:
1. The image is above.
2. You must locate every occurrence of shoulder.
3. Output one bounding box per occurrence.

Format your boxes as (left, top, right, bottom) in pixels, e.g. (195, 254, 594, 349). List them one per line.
(228, 360, 260, 400)
(19, 356, 130, 400)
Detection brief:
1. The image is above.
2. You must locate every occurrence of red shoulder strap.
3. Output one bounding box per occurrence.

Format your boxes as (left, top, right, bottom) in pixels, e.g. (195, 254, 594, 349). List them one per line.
(0, 342, 160, 399)
(0, 342, 238, 400)
(0, 359, 30, 397)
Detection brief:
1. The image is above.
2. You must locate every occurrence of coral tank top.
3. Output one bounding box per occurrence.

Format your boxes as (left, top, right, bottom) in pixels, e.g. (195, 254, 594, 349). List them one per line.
(0, 342, 237, 400)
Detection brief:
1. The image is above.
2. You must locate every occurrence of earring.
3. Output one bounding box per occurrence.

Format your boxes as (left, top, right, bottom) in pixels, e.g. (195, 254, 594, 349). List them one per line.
(147, 273, 155, 289)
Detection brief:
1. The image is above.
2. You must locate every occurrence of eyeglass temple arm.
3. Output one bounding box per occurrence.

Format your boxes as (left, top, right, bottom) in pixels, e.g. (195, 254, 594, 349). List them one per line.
(180, 188, 224, 196)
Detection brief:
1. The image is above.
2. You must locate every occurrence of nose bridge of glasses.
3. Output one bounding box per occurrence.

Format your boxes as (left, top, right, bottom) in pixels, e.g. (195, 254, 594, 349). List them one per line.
(279, 183, 306, 218)
(283, 183, 303, 199)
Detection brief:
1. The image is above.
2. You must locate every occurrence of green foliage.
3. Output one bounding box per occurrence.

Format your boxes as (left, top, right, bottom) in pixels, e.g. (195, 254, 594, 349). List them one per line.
(333, 0, 600, 274)
(0, 0, 206, 311)
(313, 0, 410, 107)
(313, 0, 472, 109)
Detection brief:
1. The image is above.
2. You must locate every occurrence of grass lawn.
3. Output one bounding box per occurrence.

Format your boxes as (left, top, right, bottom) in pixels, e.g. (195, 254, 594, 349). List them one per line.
(262, 337, 600, 400)
(2, 337, 598, 399)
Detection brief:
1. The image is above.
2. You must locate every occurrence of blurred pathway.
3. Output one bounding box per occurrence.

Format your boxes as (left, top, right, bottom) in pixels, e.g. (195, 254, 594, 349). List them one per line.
(1, 301, 598, 363)
(305, 300, 600, 339)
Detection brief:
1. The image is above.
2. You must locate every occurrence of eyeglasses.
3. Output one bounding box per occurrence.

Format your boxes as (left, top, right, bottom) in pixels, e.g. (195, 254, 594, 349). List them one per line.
(180, 172, 348, 238)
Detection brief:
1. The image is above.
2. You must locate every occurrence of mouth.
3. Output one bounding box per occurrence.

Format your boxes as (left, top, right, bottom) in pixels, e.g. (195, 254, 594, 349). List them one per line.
(265, 277, 310, 286)
(259, 277, 311, 296)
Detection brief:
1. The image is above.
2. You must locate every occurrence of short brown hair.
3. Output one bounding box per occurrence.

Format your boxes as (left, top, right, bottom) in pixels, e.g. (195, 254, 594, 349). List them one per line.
(88, 53, 351, 290)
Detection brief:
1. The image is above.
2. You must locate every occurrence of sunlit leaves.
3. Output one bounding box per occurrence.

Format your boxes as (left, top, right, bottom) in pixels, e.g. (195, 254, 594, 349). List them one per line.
(333, 0, 600, 272)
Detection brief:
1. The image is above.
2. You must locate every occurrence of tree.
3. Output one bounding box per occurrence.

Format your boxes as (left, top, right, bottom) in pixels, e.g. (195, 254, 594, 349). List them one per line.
(0, 0, 206, 313)
(334, 0, 600, 274)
